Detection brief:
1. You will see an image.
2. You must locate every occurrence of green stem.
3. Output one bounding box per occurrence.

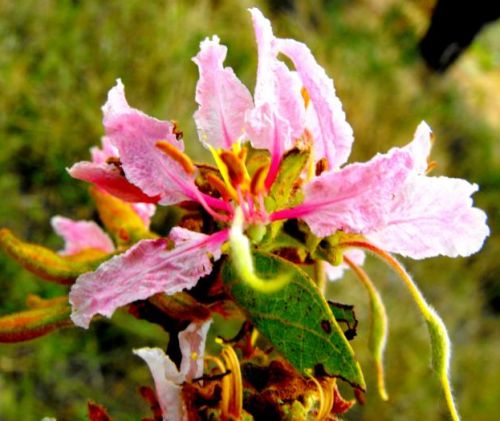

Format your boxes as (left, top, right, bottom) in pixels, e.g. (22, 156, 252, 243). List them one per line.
(340, 240, 460, 421)
(314, 260, 327, 295)
(344, 255, 389, 401)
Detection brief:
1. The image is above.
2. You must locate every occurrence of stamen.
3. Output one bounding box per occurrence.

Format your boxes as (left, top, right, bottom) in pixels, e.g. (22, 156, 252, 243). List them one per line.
(344, 255, 389, 401)
(339, 240, 460, 421)
(205, 172, 238, 202)
(305, 370, 326, 421)
(230, 208, 289, 293)
(426, 161, 438, 174)
(221, 345, 243, 418)
(301, 86, 311, 108)
(220, 151, 249, 186)
(155, 140, 196, 175)
(250, 164, 269, 196)
(204, 354, 231, 417)
(208, 145, 239, 200)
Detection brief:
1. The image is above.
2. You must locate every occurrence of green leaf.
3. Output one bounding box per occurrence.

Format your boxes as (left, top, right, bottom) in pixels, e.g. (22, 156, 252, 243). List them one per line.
(222, 251, 365, 389)
(327, 301, 358, 340)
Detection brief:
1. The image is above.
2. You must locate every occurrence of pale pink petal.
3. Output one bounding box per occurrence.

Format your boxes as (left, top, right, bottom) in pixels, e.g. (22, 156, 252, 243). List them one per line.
(68, 161, 159, 203)
(403, 121, 433, 174)
(295, 148, 414, 238)
(366, 175, 490, 258)
(133, 347, 186, 421)
(70, 229, 228, 328)
(103, 80, 198, 206)
(276, 38, 354, 168)
(168, 226, 207, 246)
(193, 36, 253, 149)
(325, 249, 366, 281)
(249, 8, 305, 142)
(90, 137, 119, 164)
(133, 319, 211, 421)
(51, 216, 114, 256)
(131, 203, 156, 228)
(178, 319, 212, 381)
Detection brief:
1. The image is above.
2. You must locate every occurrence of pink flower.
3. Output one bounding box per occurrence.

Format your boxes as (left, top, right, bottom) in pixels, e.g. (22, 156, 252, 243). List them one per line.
(51, 216, 114, 256)
(134, 320, 212, 421)
(68, 8, 488, 328)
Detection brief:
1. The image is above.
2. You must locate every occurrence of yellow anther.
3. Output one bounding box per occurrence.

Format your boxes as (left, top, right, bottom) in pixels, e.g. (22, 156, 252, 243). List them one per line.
(301, 86, 311, 108)
(155, 140, 196, 175)
(426, 160, 438, 175)
(220, 151, 249, 186)
(191, 351, 198, 361)
(250, 163, 269, 196)
(205, 172, 238, 202)
(208, 145, 239, 200)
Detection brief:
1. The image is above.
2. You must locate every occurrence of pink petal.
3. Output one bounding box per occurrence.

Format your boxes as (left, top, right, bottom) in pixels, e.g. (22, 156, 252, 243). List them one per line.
(69, 229, 228, 328)
(366, 175, 490, 258)
(403, 121, 433, 174)
(133, 347, 185, 421)
(68, 161, 159, 203)
(131, 203, 156, 228)
(325, 249, 365, 281)
(193, 36, 253, 149)
(178, 319, 212, 381)
(276, 38, 354, 168)
(298, 148, 414, 237)
(51, 216, 114, 256)
(103, 80, 198, 206)
(133, 320, 211, 421)
(90, 137, 118, 164)
(249, 8, 305, 144)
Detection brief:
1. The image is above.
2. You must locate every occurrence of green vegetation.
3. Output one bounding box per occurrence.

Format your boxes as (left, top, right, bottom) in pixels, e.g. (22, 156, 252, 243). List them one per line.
(0, 0, 498, 419)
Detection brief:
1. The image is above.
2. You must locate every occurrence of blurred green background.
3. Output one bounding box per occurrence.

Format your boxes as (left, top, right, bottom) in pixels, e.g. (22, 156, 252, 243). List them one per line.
(0, 0, 498, 419)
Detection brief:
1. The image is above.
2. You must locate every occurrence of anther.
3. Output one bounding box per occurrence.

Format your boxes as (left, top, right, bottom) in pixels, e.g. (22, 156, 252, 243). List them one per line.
(155, 140, 196, 175)
(301, 86, 311, 108)
(250, 164, 269, 196)
(205, 172, 238, 202)
(220, 151, 248, 186)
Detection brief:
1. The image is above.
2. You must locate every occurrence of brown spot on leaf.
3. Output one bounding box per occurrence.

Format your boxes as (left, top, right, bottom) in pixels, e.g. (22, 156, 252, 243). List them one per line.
(321, 319, 332, 334)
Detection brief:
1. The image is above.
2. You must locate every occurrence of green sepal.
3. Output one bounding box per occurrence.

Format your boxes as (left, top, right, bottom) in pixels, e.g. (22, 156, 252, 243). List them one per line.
(0, 228, 103, 284)
(222, 251, 365, 389)
(268, 148, 310, 212)
(0, 302, 72, 343)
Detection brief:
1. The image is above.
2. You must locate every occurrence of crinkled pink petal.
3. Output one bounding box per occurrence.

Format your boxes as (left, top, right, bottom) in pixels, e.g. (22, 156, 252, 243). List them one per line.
(297, 148, 414, 237)
(51, 216, 114, 256)
(133, 347, 185, 421)
(68, 161, 159, 203)
(276, 38, 354, 168)
(133, 320, 211, 421)
(193, 36, 254, 149)
(69, 229, 228, 328)
(366, 175, 490, 258)
(103, 80, 198, 206)
(248, 8, 305, 148)
(325, 249, 365, 281)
